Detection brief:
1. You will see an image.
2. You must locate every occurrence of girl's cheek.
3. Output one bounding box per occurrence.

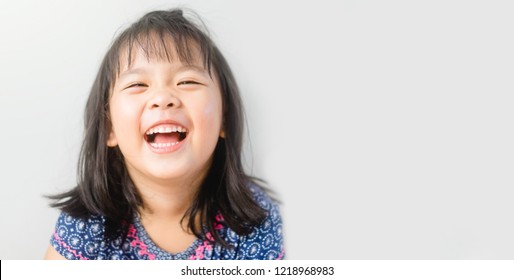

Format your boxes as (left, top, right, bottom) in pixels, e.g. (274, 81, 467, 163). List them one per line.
(198, 91, 223, 117)
(110, 96, 145, 136)
(115, 96, 143, 116)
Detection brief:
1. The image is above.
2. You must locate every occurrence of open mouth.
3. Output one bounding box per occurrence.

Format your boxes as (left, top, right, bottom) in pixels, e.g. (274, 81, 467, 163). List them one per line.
(144, 124, 188, 148)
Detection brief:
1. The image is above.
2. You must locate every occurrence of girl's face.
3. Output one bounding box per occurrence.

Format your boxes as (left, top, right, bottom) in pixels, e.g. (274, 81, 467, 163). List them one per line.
(107, 46, 223, 188)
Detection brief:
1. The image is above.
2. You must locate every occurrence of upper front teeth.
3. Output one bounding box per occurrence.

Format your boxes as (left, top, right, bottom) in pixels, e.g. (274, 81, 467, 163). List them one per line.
(146, 125, 186, 135)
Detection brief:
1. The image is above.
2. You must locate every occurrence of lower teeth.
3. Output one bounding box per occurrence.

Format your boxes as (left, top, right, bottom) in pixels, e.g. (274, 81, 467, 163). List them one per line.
(150, 142, 180, 148)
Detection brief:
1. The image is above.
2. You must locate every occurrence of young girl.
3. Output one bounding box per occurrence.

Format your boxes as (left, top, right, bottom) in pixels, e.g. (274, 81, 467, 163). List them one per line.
(44, 8, 284, 260)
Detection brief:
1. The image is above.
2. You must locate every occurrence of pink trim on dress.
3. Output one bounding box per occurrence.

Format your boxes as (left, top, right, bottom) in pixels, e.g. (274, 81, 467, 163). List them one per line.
(214, 213, 224, 230)
(189, 232, 215, 260)
(53, 231, 87, 260)
(127, 224, 156, 260)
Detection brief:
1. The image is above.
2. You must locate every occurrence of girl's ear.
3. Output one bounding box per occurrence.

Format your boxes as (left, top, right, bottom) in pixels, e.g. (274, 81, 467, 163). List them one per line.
(219, 124, 225, 138)
(107, 129, 118, 147)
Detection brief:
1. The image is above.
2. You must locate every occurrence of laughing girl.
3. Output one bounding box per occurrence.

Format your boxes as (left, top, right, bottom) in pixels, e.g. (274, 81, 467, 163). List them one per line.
(44, 9, 284, 260)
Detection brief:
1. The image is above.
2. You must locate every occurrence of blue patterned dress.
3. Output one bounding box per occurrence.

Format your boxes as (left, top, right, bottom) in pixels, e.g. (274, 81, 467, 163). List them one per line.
(50, 186, 284, 260)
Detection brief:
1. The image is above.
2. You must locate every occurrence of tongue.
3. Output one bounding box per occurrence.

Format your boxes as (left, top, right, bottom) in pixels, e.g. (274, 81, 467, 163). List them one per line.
(153, 132, 180, 144)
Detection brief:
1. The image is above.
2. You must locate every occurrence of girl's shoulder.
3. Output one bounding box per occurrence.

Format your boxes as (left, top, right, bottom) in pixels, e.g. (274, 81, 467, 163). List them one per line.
(247, 182, 280, 215)
(50, 212, 108, 260)
(50, 212, 151, 260)
(221, 182, 285, 259)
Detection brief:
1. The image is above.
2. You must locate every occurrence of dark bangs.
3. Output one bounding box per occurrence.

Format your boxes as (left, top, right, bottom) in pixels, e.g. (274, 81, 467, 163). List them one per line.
(107, 9, 215, 88)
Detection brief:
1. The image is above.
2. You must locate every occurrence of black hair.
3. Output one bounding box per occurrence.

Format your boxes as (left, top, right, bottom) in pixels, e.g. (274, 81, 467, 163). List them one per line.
(48, 9, 267, 247)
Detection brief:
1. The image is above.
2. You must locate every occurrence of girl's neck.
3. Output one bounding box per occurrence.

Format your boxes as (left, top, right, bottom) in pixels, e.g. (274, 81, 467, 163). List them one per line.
(130, 175, 204, 253)
(130, 171, 207, 219)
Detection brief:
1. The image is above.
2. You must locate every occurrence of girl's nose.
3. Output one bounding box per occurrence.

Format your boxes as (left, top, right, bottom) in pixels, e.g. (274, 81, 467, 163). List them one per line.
(149, 88, 181, 109)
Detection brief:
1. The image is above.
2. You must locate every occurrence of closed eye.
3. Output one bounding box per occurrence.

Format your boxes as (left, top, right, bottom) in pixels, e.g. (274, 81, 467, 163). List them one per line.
(125, 83, 147, 89)
(177, 80, 201, 86)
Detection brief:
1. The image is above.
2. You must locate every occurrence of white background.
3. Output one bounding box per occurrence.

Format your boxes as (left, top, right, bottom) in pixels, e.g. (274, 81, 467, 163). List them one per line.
(0, 0, 513, 259)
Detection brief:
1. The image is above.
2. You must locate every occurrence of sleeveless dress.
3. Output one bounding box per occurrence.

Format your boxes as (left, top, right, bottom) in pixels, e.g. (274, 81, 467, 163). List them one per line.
(50, 186, 284, 260)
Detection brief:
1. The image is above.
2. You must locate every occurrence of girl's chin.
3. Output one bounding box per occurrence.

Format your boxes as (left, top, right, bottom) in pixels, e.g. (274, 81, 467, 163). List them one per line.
(144, 164, 202, 182)
(145, 169, 190, 182)
(143, 162, 211, 187)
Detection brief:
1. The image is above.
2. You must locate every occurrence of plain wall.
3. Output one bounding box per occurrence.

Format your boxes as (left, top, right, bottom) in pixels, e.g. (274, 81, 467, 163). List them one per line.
(1, 0, 513, 259)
